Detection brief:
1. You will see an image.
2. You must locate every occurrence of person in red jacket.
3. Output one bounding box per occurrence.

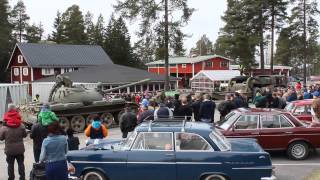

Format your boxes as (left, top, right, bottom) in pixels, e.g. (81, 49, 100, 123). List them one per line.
(3, 104, 22, 128)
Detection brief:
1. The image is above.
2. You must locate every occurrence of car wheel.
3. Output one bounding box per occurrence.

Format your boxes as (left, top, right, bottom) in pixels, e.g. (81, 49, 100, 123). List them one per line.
(83, 171, 106, 180)
(204, 174, 227, 180)
(287, 141, 309, 160)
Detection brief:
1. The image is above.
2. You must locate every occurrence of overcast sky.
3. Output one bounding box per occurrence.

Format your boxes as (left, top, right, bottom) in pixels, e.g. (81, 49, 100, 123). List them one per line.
(8, 0, 227, 52)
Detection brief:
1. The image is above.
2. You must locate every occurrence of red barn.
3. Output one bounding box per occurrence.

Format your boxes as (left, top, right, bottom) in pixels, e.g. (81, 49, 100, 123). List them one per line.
(146, 55, 232, 88)
(6, 43, 113, 94)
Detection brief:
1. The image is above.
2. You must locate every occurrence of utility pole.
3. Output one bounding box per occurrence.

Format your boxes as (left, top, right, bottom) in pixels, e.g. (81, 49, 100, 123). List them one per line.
(303, 0, 307, 87)
(164, 0, 169, 91)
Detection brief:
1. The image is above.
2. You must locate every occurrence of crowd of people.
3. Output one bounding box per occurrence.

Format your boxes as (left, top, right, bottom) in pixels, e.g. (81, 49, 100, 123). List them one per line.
(2, 81, 320, 180)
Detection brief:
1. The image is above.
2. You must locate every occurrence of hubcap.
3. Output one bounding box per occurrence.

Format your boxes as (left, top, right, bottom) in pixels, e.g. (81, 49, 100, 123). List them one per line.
(205, 175, 225, 180)
(70, 115, 86, 132)
(292, 144, 306, 158)
(84, 172, 103, 180)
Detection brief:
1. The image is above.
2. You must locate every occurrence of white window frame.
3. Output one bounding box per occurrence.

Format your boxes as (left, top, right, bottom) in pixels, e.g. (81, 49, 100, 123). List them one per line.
(22, 67, 28, 76)
(13, 68, 19, 76)
(41, 68, 54, 76)
(175, 132, 214, 152)
(131, 132, 174, 152)
(17, 55, 23, 63)
(181, 64, 187, 68)
(220, 61, 228, 68)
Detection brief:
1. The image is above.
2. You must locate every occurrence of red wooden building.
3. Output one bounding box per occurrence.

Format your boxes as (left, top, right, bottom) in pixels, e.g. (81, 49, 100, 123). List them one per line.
(146, 55, 232, 87)
(6, 43, 113, 84)
(6, 43, 113, 94)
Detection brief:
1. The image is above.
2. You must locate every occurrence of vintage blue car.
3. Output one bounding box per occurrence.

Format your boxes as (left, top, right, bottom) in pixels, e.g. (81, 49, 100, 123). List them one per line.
(67, 121, 276, 180)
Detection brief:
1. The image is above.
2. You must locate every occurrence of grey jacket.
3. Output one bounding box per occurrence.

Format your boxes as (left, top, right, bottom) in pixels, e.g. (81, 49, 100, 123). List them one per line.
(0, 125, 27, 155)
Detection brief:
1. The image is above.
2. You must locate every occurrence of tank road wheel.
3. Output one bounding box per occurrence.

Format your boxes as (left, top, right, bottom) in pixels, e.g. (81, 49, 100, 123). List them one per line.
(86, 114, 99, 125)
(59, 117, 70, 131)
(70, 115, 86, 132)
(100, 113, 114, 128)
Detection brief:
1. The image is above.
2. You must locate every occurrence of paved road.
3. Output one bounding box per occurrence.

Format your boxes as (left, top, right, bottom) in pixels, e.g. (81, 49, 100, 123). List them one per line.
(0, 127, 320, 180)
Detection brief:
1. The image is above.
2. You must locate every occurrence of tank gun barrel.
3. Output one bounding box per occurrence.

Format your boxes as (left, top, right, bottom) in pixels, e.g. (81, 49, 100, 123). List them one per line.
(102, 79, 151, 93)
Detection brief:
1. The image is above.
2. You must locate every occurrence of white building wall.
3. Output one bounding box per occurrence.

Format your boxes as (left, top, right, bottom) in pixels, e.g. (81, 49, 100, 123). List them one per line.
(0, 84, 29, 120)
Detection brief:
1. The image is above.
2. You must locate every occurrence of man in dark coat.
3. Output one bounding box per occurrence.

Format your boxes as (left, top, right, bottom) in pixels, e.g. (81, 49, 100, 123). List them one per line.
(192, 93, 202, 121)
(218, 94, 236, 121)
(30, 122, 48, 162)
(174, 95, 193, 120)
(119, 107, 138, 138)
(0, 113, 27, 180)
(199, 94, 216, 123)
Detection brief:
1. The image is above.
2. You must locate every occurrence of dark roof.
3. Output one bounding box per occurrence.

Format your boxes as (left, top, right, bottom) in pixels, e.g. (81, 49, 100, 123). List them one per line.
(15, 43, 113, 68)
(34, 64, 177, 84)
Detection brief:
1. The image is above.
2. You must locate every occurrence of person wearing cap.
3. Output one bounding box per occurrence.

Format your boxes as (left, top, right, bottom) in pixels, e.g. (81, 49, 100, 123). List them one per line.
(3, 104, 22, 128)
(85, 115, 108, 139)
(38, 104, 59, 126)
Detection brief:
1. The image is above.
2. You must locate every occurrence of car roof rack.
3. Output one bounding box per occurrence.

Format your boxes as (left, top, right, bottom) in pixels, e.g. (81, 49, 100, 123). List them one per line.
(146, 116, 193, 132)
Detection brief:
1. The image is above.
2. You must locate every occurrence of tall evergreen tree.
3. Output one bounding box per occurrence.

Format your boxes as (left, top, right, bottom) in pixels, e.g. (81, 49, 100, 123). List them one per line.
(25, 23, 44, 43)
(191, 35, 213, 56)
(51, 11, 65, 43)
(104, 16, 135, 66)
(60, 5, 87, 44)
(10, 0, 29, 42)
(84, 11, 95, 44)
(0, 0, 13, 82)
(214, 0, 257, 68)
(93, 14, 105, 46)
(115, 0, 194, 90)
(291, 0, 319, 83)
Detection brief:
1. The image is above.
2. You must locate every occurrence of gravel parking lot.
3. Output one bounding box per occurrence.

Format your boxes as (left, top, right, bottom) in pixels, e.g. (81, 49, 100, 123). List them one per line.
(0, 127, 320, 180)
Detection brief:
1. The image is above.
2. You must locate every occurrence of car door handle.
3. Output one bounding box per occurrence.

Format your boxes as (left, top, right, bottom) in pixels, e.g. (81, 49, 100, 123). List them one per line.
(251, 132, 259, 135)
(285, 132, 293, 134)
(165, 153, 175, 156)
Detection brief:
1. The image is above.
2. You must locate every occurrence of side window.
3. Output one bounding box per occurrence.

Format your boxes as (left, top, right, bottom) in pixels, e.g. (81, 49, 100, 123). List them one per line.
(261, 115, 281, 128)
(132, 132, 173, 151)
(294, 106, 305, 114)
(175, 133, 212, 151)
(280, 116, 293, 128)
(234, 115, 259, 130)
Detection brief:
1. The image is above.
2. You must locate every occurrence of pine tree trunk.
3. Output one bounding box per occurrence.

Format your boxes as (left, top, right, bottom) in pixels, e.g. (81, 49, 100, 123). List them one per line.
(303, 0, 307, 87)
(164, 0, 169, 91)
(270, 4, 275, 75)
(259, 8, 264, 70)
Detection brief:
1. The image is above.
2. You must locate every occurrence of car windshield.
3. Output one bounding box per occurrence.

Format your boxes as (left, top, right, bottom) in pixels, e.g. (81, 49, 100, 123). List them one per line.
(209, 130, 231, 151)
(219, 112, 240, 130)
(121, 131, 137, 150)
(285, 103, 294, 112)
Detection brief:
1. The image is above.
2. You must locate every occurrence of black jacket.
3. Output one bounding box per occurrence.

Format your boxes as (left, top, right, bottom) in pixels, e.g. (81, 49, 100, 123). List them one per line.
(218, 100, 236, 117)
(192, 100, 202, 121)
(67, 136, 80, 151)
(138, 110, 154, 124)
(199, 100, 216, 121)
(30, 122, 48, 150)
(174, 104, 193, 120)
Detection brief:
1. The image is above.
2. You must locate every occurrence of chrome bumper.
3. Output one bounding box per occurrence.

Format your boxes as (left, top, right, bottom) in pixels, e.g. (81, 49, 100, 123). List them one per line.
(261, 175, 277, 180)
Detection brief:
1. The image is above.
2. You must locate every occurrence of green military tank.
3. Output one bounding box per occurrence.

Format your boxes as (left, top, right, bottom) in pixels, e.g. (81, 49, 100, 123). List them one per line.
(212, 75, 288, 101)
(20, 75, 148, 132)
